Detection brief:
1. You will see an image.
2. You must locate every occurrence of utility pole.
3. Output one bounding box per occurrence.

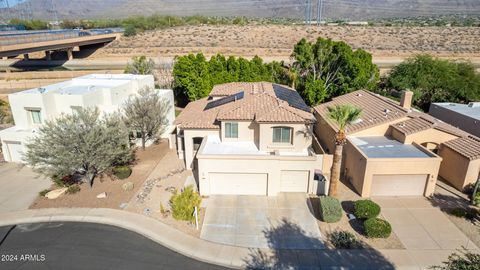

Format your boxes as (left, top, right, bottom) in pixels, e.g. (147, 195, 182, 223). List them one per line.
(49, 0, 58, 22)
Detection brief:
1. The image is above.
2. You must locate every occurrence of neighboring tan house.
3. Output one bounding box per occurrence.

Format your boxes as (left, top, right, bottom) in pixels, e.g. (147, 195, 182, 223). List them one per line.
(0, 74, 175, 163)
(174, 82, 332, 196)
(314, 90, 480, 197)
(429, 102, 480, 137)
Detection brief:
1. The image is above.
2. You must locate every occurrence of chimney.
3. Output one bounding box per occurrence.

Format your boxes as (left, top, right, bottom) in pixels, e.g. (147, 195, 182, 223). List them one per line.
(400, 90, 413, 110)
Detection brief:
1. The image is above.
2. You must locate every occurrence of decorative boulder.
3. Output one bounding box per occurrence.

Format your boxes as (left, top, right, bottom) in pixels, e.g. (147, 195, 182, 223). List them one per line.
(122, 182, 134, 191)
(96, 192, 107, 199)
(45, 188, 68, 199)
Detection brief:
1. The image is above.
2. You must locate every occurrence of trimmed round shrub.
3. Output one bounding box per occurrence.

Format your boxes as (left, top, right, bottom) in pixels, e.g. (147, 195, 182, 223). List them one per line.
(354, 200, 380, 219)
(113, 166, 132, 179)
(364, 218, 392, 238)
(319, 196, 343, 223)
(329, 231, 357, 249)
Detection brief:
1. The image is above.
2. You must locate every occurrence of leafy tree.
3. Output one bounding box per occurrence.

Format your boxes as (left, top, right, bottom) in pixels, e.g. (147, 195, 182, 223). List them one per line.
(431, 248, 480, 270)
(327, 105, 362, 197)
(291, 38, 379, 106)
(125, 56, 155, 75)
(173, 53, 291, 102)
(123, 88, 171, 150)
(24, 108, 132, 186)
(9, 19, 48, 30)
(387, 54, 480, 111)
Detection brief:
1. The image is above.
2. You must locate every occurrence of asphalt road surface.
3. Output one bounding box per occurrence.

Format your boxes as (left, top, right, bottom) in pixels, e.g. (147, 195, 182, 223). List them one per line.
(0, 222, 231, 270)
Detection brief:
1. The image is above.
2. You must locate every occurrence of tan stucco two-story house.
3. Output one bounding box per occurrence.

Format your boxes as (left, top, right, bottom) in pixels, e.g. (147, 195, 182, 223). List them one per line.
(174, 82, 332, 196)
(314, 90, 480, 197)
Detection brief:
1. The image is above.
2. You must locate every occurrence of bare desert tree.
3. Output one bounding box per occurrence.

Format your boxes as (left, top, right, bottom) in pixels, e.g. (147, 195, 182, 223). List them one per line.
(123, 88, 171, 150)
(124, 56, 155, 75)
(24, 108, 132, 186)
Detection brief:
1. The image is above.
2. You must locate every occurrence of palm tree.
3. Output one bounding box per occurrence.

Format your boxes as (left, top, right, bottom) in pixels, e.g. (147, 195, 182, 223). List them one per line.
(327, 104, 362, 197)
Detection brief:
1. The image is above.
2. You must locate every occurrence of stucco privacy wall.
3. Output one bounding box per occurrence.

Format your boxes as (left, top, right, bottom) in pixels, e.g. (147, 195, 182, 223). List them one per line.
(344, 139, 442, 197)
(180, 128, 219, 169)
(196, 153, 324, 196)
(438, 145, 480, 190)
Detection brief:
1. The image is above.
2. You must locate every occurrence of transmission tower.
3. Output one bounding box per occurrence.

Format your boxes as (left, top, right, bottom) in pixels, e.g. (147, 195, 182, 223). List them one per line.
(305, 0, 312, 25)
(0, 0, 10, 21)
(316, 0, 323, 26)
(48, 0, 58, 22)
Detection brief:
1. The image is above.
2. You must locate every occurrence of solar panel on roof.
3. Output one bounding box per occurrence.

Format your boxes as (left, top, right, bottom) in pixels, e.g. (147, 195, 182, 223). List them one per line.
(273, 84, 310, 112)
(205, 91, 244, 110)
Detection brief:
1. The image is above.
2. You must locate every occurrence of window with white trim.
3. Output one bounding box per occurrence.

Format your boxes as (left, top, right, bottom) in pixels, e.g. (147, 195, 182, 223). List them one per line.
(272, 126, 292, 143)
(225, 122, 238, 138)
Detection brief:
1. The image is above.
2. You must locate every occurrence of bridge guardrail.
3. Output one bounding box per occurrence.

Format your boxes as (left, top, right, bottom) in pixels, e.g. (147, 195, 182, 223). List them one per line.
(0, 28, 123, 46)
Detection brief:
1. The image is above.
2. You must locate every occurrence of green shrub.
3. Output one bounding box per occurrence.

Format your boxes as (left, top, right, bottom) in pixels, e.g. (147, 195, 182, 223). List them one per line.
(432, 247, 480, 270)
(123, 25, 137, 37)
(113, 166, 132, 179)
(39, 189, 51, 197)
(354, 200, 381, 219)
(170, 186, 201, 222)
(329, 231, 357, 249)
(66, 185, 81, 194)
(319, 196, 343, 223)
(364, 218, 392, 238)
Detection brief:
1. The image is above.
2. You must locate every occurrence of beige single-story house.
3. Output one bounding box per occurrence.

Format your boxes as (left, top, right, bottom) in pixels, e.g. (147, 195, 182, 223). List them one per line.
(174, 82, 332, 196)
(314, 90, 479, 197)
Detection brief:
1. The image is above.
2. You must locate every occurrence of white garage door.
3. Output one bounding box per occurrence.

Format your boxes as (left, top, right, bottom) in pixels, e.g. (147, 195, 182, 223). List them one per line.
(371, 174, 428, 196)
(280, 170, 309, 193)
(4, 141, 24, 163)
(209, 173, 267, 195)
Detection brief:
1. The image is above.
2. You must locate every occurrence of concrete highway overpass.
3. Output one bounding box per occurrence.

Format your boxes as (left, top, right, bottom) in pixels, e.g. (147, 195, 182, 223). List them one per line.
(0, 30, 121, 60)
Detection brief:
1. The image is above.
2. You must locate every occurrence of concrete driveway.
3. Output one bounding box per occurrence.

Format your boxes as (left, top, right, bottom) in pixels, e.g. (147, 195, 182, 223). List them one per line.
(200, 193, 323, 249)
(0, 162, 51, 212)
(374, 197, 478, 250)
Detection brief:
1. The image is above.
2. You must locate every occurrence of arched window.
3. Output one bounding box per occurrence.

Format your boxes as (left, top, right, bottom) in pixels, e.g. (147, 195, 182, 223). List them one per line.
(272, 126, 292, 143)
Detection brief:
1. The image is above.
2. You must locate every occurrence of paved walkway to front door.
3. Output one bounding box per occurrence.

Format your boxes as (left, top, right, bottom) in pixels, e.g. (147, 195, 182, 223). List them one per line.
(201, 193, 323, 249)
(373, 197, 478, 250)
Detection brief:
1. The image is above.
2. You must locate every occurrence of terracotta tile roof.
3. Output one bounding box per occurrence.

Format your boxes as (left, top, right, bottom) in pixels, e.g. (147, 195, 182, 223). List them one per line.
(443, 136, 480, 160)
(175, 82, 315, 129)
(391, 113, 469, 137)
(313, 90, 409, 133)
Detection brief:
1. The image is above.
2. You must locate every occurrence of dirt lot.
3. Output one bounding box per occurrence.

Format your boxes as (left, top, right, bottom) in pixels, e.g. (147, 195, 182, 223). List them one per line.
(97, 25, 480, 60)
(30, 141, 169, 209)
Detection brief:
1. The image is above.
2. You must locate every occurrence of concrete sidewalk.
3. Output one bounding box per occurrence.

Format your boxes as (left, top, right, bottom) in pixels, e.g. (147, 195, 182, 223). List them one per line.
(0, 208, 477, 269)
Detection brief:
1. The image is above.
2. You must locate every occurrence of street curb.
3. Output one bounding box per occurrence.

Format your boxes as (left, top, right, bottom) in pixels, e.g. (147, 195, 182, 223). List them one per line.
(0, 208, 245, 269)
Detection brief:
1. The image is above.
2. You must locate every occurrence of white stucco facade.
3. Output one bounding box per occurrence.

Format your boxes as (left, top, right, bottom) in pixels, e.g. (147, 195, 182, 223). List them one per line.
(0, 74, 175, 163)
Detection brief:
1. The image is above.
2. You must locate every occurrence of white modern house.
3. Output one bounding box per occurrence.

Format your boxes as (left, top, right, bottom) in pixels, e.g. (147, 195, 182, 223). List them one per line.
(0, 74, 175, 163)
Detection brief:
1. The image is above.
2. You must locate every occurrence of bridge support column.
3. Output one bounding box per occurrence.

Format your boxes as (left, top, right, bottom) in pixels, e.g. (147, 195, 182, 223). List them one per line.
(67, 48, 73, 60)
(23, 54, 29, 60)
(45, 51, 51, 61)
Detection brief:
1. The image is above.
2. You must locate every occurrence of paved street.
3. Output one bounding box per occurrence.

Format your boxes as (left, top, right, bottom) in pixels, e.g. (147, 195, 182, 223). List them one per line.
(0, 222, 229, 270)
(0, 163, 50, 212)
(374, 197, 478, 250)
(201, 193, 323, 249)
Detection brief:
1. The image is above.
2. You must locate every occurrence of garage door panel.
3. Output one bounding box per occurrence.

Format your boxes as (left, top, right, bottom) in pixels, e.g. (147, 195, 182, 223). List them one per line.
(209, 173, 267, 195)
(371, 174, 427, 196)
(280, 170, 309, 193)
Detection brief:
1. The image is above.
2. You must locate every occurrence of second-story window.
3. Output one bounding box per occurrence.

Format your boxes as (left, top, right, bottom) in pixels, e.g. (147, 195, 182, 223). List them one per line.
(29, 109, 42, 124)
(225, 122, 238, 138)
(272, 127, 292, 143)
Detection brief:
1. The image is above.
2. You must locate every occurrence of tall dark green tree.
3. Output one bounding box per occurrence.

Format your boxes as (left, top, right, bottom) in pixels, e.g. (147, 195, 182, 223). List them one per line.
(291, 38, 379, 106)
(388, 54, 480, 111)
